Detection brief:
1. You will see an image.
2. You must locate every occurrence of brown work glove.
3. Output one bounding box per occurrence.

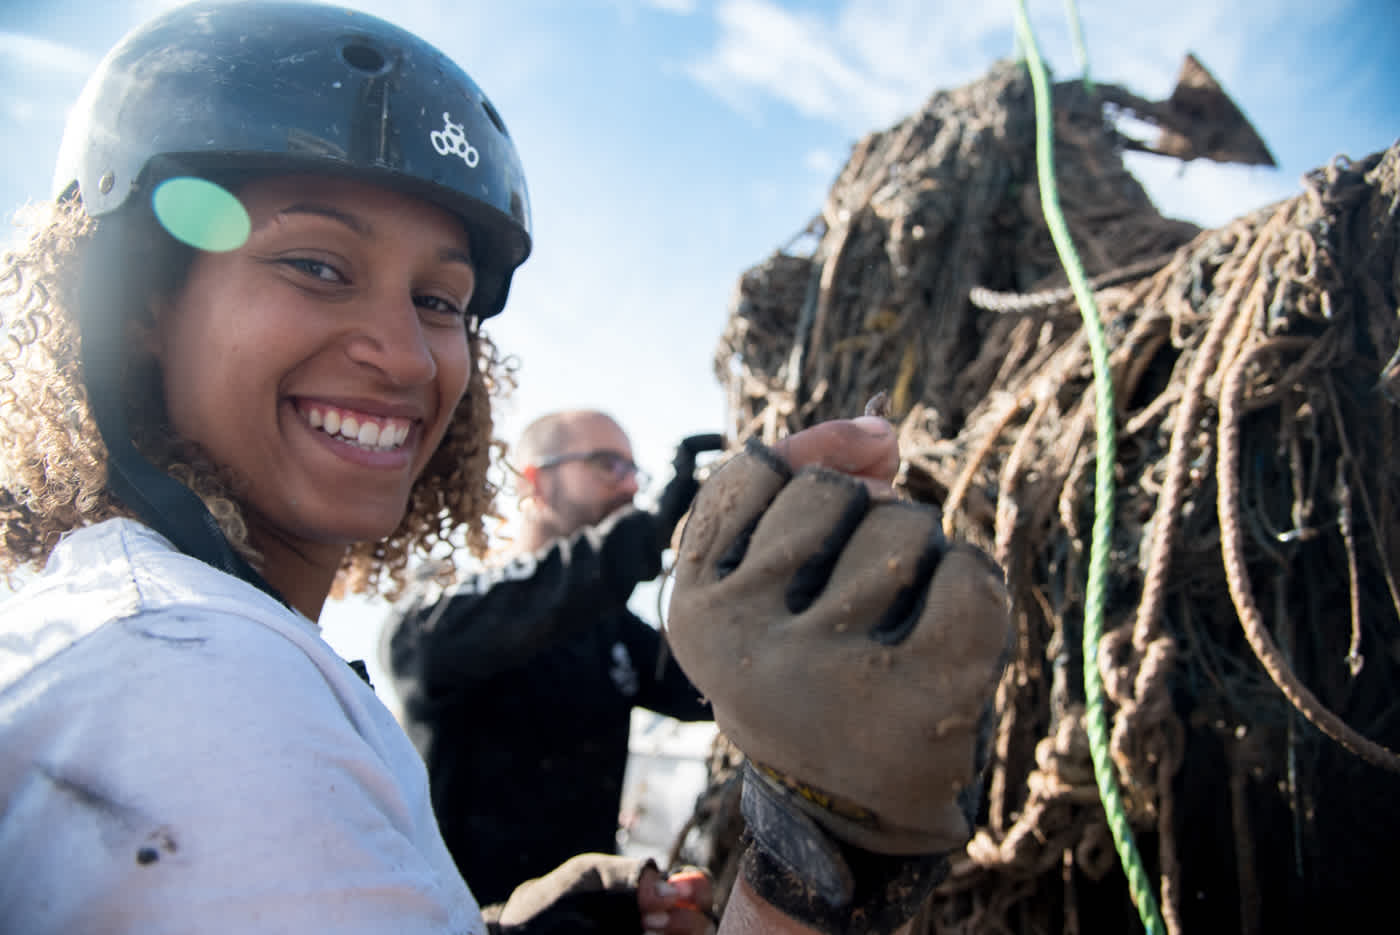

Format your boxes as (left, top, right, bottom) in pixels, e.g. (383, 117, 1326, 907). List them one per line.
(666, 430, 1012, 933)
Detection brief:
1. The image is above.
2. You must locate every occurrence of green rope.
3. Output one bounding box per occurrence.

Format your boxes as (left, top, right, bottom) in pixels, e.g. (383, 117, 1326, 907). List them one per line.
(1063, 0, 1095, 93)
(1009, 3, 1166, 934)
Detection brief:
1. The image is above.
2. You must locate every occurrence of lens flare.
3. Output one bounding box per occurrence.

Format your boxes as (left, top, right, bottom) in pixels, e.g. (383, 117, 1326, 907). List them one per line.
(152, 177, 250, 252)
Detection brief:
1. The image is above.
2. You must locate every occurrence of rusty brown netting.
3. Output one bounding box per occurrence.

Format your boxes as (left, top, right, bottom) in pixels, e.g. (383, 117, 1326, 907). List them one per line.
(672, 59, 1400, 933)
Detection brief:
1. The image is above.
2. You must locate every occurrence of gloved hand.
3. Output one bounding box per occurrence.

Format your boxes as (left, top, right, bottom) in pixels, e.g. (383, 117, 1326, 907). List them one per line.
(654, 433, 726, 546)
(484, 854, 714, 934)
(665, 423, 1012, 934)
(597, 507, 667, 589)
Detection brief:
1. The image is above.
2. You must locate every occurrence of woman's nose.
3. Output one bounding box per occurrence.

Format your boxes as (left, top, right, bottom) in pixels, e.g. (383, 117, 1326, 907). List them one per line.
(346, 295, 438, 385)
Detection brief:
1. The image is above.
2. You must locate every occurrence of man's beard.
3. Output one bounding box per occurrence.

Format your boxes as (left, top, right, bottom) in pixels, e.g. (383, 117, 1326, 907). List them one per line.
(551, 491, 635, 536)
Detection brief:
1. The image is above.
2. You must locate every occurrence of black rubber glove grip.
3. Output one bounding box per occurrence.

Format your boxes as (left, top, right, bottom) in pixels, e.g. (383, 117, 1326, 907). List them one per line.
(655, 433, 726, 544)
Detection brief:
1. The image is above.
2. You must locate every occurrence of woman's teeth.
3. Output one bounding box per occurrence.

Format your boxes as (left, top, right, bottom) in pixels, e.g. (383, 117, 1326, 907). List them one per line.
(306, 407, 410, 451)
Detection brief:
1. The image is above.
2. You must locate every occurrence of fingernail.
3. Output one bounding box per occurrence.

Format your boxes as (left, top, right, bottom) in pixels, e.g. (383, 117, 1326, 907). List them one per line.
(655, 881, 679, 898)
(852, 415, 893, 435)
(644, 911, 671, 929)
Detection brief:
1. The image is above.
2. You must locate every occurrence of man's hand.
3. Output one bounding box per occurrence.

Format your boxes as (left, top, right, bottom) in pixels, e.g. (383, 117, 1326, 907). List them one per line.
(665, 417, 1011, 933)
(637, 866, 716, 935)
(487, 855, 715, 934)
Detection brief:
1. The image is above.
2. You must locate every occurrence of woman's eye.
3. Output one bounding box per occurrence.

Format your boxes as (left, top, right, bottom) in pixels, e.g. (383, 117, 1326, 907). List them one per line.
(283, 257, 344, 282)
(416, 294, 466, 318)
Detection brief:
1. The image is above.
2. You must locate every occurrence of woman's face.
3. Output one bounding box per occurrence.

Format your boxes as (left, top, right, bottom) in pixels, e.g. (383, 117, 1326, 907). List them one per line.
(152, 174, 476, 570)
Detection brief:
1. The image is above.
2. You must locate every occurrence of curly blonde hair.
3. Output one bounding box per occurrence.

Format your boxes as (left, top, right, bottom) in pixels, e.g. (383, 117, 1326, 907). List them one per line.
(0, 198, 513, 599)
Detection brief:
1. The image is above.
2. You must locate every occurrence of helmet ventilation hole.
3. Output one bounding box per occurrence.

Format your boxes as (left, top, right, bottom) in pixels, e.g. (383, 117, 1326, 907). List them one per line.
(341, 42, 388, 74)
(481, 98, 508, 137)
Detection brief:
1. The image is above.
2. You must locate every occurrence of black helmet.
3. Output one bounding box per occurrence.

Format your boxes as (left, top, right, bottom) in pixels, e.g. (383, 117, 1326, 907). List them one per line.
(54, 0, 531, 321)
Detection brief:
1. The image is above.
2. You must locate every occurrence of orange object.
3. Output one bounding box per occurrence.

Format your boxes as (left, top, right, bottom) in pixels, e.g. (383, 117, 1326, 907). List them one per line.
(667, 870, 716, 921)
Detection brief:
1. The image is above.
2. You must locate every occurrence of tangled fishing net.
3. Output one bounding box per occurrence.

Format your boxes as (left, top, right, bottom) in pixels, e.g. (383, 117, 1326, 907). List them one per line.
(672, 58, 1400, 932)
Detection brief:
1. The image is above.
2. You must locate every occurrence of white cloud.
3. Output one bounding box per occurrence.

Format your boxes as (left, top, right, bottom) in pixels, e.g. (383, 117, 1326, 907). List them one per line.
(0, 32, 96, 77)
(834, 0, 1014, 88)
(641, 0, 700, 12)
(1123, 152, 1300, 228)
(681, 0, 1363, 135)
(682, 0, 1040, 133)
(687, 0, 909, 129)
(0, 33, 102, 214)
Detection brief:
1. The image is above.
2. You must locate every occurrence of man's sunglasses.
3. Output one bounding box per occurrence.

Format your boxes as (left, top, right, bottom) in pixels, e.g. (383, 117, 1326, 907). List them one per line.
(534, 449, 649, 487)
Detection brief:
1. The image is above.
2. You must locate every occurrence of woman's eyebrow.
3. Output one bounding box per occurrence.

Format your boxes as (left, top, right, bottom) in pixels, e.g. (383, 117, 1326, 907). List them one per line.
(439, 246, 474, 267)
(267, 203, 473, 265)
(272, 202, 369, 234)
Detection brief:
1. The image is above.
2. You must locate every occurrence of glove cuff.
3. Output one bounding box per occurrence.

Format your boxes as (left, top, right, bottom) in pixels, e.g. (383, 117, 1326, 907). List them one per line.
(739, 763, 949, 934)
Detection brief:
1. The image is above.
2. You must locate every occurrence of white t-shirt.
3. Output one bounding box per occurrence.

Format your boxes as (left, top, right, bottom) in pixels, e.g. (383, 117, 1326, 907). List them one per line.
(0, 518, 485, 934)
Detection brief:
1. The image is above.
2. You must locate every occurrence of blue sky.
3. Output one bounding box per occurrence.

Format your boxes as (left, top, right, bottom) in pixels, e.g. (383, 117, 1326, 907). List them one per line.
(2, 0, 1397, 687)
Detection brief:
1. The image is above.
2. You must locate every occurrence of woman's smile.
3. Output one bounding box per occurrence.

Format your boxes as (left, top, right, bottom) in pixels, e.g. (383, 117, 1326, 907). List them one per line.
(295, 398, 419, 458)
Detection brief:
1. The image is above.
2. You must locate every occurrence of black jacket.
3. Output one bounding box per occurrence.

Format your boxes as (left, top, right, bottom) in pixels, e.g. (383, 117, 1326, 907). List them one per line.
(384, 508, 711, 907)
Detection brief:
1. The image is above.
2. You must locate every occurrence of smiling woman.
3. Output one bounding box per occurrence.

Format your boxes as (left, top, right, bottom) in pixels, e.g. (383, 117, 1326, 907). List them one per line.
(0, 0, 532, 931)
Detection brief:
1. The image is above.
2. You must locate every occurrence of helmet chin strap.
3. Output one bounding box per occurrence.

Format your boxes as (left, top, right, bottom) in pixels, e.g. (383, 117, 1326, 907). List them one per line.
(99, 410, 286, 606)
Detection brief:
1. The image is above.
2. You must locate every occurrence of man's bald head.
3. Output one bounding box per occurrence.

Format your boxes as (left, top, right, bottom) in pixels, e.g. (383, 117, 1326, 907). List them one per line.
(512, 410, 639, 550)
(515, 410, 624, 467)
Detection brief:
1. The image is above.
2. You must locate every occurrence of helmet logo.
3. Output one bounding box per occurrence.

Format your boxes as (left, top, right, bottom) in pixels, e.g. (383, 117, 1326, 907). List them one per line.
(430, 112, 480, 168)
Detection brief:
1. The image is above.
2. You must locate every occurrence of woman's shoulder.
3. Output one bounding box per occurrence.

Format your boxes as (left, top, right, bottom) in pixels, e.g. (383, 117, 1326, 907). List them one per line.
(1, 517, 341, 705)
(12, 516, 252, 617)
(1, 519, 421, 811)
(1, 518, 150, 692)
